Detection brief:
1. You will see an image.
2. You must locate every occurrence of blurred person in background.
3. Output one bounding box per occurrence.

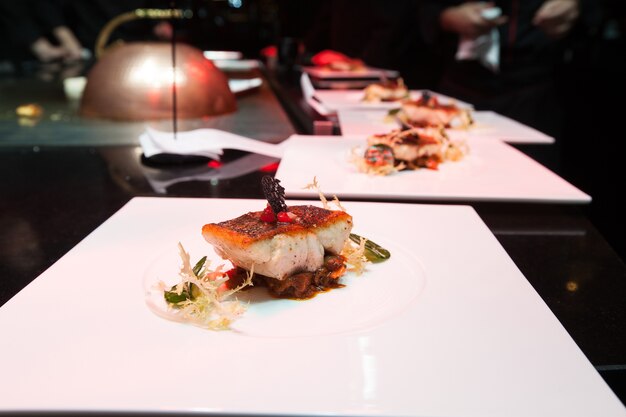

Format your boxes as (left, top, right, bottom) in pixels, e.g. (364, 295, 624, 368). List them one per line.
(559, 0, 626, 259)
(0, 0, 83, 63)
(419, 0, 581, 172)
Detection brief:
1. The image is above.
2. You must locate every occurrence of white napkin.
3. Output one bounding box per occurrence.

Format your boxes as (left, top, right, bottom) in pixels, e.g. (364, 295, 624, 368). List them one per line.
(139, 126, 287, 159)
(300, 73, 334, 116)
(455, 7, 501, 72)
(228, 77, 262, 93)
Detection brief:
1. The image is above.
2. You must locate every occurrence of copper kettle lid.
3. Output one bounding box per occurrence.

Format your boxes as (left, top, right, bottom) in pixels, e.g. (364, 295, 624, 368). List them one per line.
(80, 42, 237, 121)
(79, 9, 236, 121)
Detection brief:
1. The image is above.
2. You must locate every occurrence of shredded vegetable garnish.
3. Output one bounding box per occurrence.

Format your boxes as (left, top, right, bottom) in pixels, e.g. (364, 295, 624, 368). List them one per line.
(331, 195, 346, 212)
(303, 176, 350, 212)
(160, 242, 254, 330)
(303, 177, 390, 273)
(341, 235, 368, 275)
(303, 176, 331, 210)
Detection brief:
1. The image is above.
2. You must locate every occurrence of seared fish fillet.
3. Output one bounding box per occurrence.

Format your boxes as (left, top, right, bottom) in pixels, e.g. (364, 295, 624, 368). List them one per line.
(368, 127, 448, 162)
(202, 205, 353, 280)
(400, 101, 461, 127)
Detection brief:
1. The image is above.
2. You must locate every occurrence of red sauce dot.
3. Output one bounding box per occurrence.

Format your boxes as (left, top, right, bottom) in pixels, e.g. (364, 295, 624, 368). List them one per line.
(260, 205, 276, 222)
(277, 211, 293, 223)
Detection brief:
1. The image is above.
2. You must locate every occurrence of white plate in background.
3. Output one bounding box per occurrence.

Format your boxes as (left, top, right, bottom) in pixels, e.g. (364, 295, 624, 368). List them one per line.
(302, 65, 399, 79)
(228, 77, 262, 93)
(314, 89, 474, 111)
(276, 135, 586, 203)
(338, 109, 555, 144)
(214, 59, 260, 71)
(203, 50, 243, 60)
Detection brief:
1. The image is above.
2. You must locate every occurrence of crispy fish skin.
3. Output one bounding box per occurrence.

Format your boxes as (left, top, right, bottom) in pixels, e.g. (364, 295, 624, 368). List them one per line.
(202, 205, 353, 280)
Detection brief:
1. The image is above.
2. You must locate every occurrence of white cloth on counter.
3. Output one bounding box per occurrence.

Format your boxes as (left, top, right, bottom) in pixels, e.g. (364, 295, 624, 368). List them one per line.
(455, 7, 502, 72)
(139, 126, 287, 159)
(456, 29, 500, 72)
(300, 73, 334, 116)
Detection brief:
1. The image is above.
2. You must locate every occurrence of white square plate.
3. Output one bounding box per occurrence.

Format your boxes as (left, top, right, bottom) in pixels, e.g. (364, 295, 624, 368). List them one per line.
(302, 65, 399, 79)
(276, 135, 588, 203)
(338, 109, 555, 144)
(227, 77, 262, 94)
(0, 197, 622, 416)
(203, 50, 243, 60)
(213, 59, 260, 71)
(314, 89, 474, 111)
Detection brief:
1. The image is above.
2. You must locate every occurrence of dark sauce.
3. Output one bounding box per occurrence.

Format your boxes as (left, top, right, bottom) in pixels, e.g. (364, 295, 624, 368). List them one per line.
(225, 255, 347, 300)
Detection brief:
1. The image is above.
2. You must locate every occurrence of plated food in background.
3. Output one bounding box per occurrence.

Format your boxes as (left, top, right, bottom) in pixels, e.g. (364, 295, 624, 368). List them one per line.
(320, 58, 367, 72)
(353, 127, 468, 175)
(156, 176, 390, 330)
(394, 91, 473, 129)
(362, 78, 409, 103)
(310, 49, 367, 72)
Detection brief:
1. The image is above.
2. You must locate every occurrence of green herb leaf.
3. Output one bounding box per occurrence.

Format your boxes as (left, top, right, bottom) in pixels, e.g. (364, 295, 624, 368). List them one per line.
(387, 108, 401, 116)
(164, 282, 200, 305)
(192, 256, 207, 277)
(350, 233, 391, 263)
(165, 256, 207, 306)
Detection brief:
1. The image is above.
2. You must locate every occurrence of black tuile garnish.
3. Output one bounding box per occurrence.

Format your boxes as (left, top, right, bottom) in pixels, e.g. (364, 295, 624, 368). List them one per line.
(262, 175, 288, 214)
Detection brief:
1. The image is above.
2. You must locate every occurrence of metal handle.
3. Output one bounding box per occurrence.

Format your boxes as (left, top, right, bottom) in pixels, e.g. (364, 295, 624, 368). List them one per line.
(94, 8, 188, 59)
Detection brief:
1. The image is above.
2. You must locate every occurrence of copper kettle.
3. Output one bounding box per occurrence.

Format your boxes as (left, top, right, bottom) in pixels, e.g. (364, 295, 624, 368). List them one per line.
(79, 9, 237, 121)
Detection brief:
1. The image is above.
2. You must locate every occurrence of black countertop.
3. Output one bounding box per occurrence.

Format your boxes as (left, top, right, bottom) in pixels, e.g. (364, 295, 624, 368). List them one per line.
(1, 64, 625, 406)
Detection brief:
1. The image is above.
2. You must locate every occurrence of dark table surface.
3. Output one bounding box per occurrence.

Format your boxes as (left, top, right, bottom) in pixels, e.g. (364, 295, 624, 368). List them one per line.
(1, 62, 625, 407)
